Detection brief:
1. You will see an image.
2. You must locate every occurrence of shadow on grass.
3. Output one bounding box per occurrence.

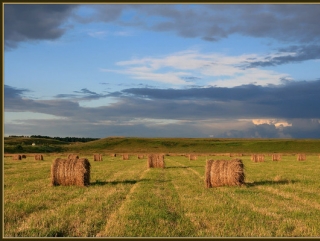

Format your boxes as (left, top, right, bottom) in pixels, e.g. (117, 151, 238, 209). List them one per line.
(91, 178, 170, 186)
(245, 179, 299, 187)
(165, 165, 203, 169)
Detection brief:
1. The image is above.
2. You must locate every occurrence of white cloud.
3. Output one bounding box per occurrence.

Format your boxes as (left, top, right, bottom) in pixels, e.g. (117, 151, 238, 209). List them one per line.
(252, 119, 292, 128)
(103, 49, 292, 87)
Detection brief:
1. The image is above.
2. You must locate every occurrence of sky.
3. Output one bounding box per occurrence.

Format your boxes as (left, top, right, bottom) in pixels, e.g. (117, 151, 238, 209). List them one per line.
(3, 3, 320, 138)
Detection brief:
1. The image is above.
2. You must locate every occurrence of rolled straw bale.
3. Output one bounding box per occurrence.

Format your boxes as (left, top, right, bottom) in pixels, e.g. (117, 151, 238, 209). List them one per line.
(205, 160, 214, 188)
(122, 154, 129, 160)
(137, 154, 144, 159)
(111, 153, 116, 157)
(51, 158, 90, 186)
(272, 154, 282, 161)
(21, 154, 27, 159)
(147, 154, 165, 168)
(205, 159, 245, 188)
(67, 154, 79, 160)
(251, 154, 264, 162)
(12, 154, 22, 160)
(297, 153, 306, 161)
(93, 154, 103, 161)
(34, 154, 43, 160)
(189, 154, 197, 161)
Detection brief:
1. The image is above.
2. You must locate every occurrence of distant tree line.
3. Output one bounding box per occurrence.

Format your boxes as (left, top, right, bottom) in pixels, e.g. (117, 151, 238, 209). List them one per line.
(9, 135, 99, 143)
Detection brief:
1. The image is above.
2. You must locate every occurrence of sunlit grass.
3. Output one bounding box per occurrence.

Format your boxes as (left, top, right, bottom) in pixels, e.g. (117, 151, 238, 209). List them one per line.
(3, 153, 320, 237)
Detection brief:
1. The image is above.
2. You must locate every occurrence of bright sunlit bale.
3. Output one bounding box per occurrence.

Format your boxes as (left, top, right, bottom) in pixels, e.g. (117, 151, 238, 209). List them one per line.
(51, 158, 91, 187)
(34, 154, 43, 160)
(93, 154, 103, 161)
(205, 159, 245, 188)
(147, 154, 165, 168)
(297, 153, 306, 161)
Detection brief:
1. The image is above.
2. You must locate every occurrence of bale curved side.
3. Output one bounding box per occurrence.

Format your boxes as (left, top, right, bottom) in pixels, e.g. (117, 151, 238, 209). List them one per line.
(51, 158, 90, 186)
(147, 154, 165, 168)
(207, 159, 245, 187)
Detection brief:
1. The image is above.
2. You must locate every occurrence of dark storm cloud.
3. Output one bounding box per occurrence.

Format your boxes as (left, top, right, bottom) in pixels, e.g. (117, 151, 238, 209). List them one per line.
(245, 45, 320, 68)
(5, 78, 320, 122)
(5, 82, 320, 138)
(118, 79, 320, 119)
(55, 88, 109, 100)
(4, 4, 79, 49)
(5, 85, 81, 116)
(6, 4, 320, 50)
(4, 85, 30, 98)
(117, 4, 320, 44)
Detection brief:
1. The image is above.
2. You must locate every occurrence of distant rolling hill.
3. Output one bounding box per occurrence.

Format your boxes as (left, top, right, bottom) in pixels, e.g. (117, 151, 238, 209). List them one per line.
(4, 136, 320, 154)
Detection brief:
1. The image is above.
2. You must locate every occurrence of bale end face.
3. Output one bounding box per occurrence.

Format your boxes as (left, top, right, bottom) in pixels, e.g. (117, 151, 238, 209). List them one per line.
(51, 158, 91, 187)
(93, 154, 103, 161)
(147, 154, 165, 168)
(205, 159, 245, 188)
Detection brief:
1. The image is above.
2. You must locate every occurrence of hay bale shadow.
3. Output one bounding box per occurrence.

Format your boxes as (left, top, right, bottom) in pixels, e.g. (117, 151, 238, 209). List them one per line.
(245, 179, 298, 187)
(91, 178, 153, 186)
(165, 166, 189, 169)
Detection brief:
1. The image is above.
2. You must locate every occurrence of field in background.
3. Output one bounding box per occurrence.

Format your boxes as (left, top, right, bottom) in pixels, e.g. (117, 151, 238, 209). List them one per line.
(3, 153, 320, 237)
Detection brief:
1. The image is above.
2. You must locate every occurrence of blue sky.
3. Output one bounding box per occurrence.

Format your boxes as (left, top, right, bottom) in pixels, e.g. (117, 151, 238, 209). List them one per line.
(4, 3, 320, 138)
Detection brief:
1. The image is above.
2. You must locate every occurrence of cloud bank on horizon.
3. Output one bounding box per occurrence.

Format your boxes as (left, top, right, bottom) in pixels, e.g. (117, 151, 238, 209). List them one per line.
(4, 4, 320, 138)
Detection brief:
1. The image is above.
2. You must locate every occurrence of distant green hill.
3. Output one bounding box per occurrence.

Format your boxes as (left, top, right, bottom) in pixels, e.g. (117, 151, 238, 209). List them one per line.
(4, 136, 320, 154)
(64, 137, 320, 154)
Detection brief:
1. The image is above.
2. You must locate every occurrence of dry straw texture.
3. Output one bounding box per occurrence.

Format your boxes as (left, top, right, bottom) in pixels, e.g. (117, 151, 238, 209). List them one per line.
(67, 154, 79, 160)
(34, 154, 43, 160)
(147, 154, 165, 168)
(51, 158, 91, 186)
(93, 154, 103, 161)
(122, 154, 129, 160)
(205, 159, 245, 188)
(272, 154, 282, 161)
(189, 154, 197, 161)
(251, 154, 265, 162)
(12, 154, 22, 160)
(297, 153, 306, 161)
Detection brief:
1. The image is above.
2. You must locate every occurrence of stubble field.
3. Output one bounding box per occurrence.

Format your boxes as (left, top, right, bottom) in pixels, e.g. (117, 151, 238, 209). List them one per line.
(3, 153, 320, 237)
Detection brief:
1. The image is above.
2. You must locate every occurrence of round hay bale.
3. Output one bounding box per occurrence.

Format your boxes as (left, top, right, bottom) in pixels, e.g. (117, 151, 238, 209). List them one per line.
(68, 154, 79, 160)
(205, 159, 245, 188)
(21, 154, 27, 159)
(296, 153, 306, 161)
(147, 154, 165, 168)
(272, 154, 281, 161)
(189, 154, 197, 161)
(93, 154, 103, 161)
(34, 154, 43, 160)
(122, 154, 129, 160)
(51, 158, 90, 186)
(12, 154, 22, 160)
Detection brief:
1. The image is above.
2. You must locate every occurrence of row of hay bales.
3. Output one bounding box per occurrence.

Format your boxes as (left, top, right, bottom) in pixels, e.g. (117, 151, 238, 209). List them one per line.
(51, 153, 166, 187)
(49, 152, 314, 188)
(12, 154, 43, 160)
(251, 153, 307, 162)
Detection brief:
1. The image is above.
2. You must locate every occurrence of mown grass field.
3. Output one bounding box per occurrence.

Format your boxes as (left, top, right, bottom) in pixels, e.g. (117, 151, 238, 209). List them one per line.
(3, 153, 320, 237)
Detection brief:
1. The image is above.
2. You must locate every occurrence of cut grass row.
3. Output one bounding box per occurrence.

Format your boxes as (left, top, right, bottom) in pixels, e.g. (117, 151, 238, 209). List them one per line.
(3, 154, 320, 237)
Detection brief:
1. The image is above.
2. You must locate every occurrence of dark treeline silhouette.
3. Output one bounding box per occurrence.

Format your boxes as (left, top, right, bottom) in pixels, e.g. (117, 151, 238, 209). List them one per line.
(9, 135, 99, 143)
